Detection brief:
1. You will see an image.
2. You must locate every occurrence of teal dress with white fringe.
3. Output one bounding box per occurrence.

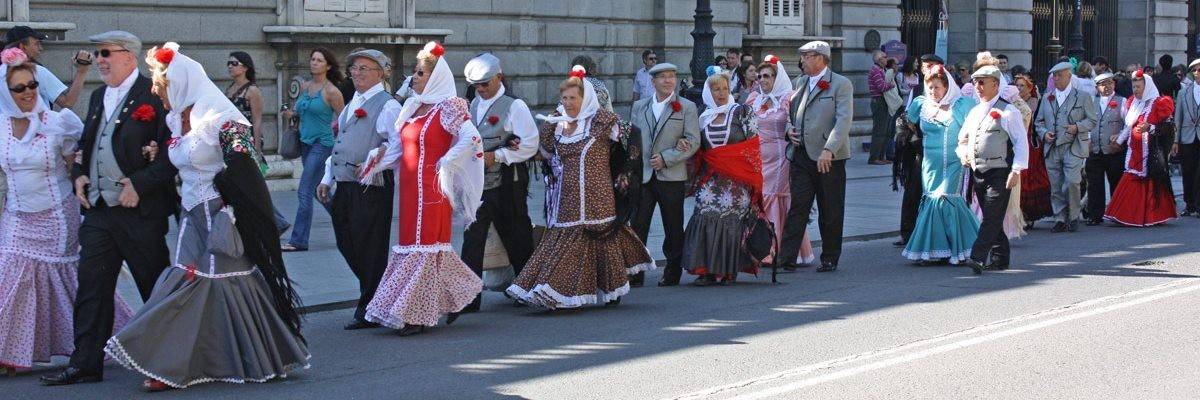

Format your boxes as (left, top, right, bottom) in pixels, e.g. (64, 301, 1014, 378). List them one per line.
(901, 95, 980, 263)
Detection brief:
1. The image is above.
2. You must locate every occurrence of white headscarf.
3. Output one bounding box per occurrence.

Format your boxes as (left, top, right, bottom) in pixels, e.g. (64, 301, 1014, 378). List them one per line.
(393, 42, 457, 131)
(0, 50, 82, 149)
(1124, 70, 1161, 135)
(920, 64, 962, 122)
(538, 65, 600, 129)
(700, 67, 735, 128)
(156, 43, 248, 143)
(753, 55, 792, 113)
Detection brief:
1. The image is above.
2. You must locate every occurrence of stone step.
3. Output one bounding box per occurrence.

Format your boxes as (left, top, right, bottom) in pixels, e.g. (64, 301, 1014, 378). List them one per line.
(266, 177, 300, 192)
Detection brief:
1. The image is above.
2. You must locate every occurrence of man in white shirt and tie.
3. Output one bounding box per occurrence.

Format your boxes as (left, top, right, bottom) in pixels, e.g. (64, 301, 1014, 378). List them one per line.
(957, 66, 1029, 274)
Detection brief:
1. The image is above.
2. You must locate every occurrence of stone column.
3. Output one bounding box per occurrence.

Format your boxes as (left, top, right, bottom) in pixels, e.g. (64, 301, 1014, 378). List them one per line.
(947, 0, 1033, 69)
(1117, 0, 1188, 68)
(822, 0, 902, 136)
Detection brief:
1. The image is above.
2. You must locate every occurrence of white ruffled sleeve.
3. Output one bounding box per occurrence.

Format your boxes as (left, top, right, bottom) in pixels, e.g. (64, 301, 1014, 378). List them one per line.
(43, 110, 84, 156)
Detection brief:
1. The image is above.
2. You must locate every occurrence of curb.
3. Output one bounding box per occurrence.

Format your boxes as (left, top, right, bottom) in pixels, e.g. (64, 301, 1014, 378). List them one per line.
(296, 229, 902, 315)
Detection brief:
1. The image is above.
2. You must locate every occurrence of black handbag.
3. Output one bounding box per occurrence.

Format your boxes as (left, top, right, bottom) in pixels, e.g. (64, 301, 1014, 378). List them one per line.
(741, 213, 778, 282)
(278, 122, 301, 160)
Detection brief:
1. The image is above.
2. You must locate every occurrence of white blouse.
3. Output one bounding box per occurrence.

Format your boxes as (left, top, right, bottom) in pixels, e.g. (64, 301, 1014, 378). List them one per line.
(168, 122, 223, 212)
(0, 111, 83, 213)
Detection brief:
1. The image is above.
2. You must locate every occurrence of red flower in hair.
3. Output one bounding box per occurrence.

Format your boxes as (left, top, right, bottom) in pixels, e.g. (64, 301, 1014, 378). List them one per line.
(764, 55, 779, 65)
(569, 65, 587, 79)
(354, 108, 367, 119)
(816, 80, 830, 91)
(487, 115, 500, 125)
(154, 47, 175, 65)
(1134, 70, 1144, 79)
(671, 100, 681, 113)
(425, 42, 445, 57)
(989, 110, 1002, 120)
(1108, 100, 1118, 109)
(132, 104, 156, 122)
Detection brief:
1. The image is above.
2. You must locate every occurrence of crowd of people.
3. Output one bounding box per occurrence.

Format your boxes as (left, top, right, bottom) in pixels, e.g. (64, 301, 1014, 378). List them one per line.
(0, 23, 1194, 392)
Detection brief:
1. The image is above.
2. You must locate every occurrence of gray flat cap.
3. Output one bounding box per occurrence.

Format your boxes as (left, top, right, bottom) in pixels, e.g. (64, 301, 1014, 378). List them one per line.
(798, 41, 831, 58)
(346, 49, 391, 70)
(88, 31, 141, 54)
(464, 53, 502, 84)
(648, 62, 678, 76)
(1049, 61, 1073, 74)
(1093, 73, 1115, 84)
(972, 65, 1002, 81)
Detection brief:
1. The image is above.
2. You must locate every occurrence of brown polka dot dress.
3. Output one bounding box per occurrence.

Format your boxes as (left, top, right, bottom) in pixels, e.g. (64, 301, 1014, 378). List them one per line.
(506, 110, 654, 308)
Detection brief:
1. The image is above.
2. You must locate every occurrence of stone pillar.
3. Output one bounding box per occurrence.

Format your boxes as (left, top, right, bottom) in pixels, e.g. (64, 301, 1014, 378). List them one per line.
(823, 0, 902, 136)
(947, 0, 1033, 69)
(1117, 0, 1188, 68)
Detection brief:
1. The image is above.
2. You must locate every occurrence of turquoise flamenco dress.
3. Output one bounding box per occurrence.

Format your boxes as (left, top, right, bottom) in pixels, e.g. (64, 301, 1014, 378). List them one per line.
(902, 95, 980, 263)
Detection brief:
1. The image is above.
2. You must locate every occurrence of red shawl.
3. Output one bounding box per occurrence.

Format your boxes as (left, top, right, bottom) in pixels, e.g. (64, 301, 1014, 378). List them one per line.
(691, 135, 765, 211)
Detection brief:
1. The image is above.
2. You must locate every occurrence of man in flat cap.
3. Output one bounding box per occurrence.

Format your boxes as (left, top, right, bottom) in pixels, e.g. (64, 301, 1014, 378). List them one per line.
(315, 49, 402, 330)
(1172, 59, 1200, 218)
(778, 40, 853, 273)
(957, 66, 1029, 274)
(1084, 73, 1127, 225)
(43, 30, 177, 386)
(629, 61, 699, 286)
(458, 52, 538, 309)
(3, 25, 91, 108)
(1035, 61, 1097, 232)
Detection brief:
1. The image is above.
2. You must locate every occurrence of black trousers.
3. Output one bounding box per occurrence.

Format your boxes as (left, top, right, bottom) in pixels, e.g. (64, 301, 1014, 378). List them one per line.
(970, 168, 1011, 264)
(71, 201, 170, 373)
(331, 175, 395, 322)
(899, 155, 922, 241)
(632, 177, 686, 282)
(1085, 152, 1125, 219)
(1177, 142, 1200, 212)
(779, 155, 846, 265)
(869, 97, 892, 162)
(461, 165, 534, 308)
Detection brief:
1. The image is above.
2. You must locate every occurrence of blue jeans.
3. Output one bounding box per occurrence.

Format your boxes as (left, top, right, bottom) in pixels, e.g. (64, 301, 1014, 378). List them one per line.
(289, 142, 332, 248)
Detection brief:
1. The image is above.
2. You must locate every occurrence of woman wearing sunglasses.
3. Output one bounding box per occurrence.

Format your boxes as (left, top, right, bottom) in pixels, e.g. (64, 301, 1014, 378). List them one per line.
(0, 48, 133, 376)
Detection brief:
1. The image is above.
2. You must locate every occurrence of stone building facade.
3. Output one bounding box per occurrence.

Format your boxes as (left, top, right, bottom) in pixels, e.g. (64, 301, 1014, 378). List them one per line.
(2, 0, 1196, 185)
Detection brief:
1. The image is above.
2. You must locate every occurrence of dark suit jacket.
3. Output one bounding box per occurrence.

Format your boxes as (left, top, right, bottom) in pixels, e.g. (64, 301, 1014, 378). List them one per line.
(72, 74, 179, 219)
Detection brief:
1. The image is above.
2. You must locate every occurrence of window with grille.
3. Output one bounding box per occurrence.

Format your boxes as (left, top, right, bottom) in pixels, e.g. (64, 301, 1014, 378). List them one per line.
(762, 0, 805, 38)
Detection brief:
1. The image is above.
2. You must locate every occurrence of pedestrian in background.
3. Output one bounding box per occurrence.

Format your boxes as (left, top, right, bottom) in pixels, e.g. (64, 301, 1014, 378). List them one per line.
(868, 50, 896, 165)
(633, 49, 657, 102)
(3, 26, 90, 109)
(280, 48, 344, 252)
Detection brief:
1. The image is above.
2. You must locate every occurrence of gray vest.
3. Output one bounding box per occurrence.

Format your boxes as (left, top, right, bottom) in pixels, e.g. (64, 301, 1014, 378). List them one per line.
(971, 98, 1013, 172)
(88, 99, 129, 206)
(1091, 95, 1125, 154)
(330, 91, 392, 183)
(471, 94, 516, 190)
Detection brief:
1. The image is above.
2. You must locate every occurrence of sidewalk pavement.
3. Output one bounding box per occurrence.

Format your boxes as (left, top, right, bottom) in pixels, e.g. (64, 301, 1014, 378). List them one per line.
(121, 158, 1179, 312)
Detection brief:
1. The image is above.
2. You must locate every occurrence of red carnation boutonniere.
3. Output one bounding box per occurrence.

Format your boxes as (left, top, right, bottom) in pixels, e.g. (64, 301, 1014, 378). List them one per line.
(1108, 100, 1118, 109)
(671, 100, 682, 113)
(817, 80, 830, 91)
(989, 110, 1002, 120)
(1047, 94, 1056, 102)
(487, 115, 500, 125)
(132, 104, 156, 122)
(759, 102, 770, 113)
(354, 108, 367, 119)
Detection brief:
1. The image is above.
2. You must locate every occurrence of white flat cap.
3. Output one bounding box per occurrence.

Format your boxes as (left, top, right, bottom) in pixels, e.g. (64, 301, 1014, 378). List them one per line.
(972, 65, 1002, 81)
(1189, 58, 1200, 70)
(648, 62, 678, 76)
(346, 49, 391, 70)
(1093, 73, 1115, 84)
(798, 41, 831, 58)
(88, 31, 141, 54)
(464, 53, 502, 84)
(1049, 61, 1073, 74)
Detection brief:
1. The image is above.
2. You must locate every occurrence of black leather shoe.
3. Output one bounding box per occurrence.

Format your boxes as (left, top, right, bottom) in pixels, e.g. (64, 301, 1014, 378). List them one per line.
(396, 324, 426, 336)
(657, 278, 679, 287)
(605, 297, 621, 307)
(963, 259, 985, 275)
(892, 239, 907, 247)
(628, 271, 645, 287)
(343, 319, 380, 330)
(815, 261, 838, 272)
(692, 275, 717, 287)
(40, 367, 102, 386)
(1050, 222, 1068, 233)
(1085, 219, 1102, 226)
(1067, 221, 1079, 232)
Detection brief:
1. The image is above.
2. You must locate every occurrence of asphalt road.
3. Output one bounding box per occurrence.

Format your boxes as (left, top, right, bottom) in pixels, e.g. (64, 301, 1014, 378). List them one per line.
(5, 219, 1199, 399)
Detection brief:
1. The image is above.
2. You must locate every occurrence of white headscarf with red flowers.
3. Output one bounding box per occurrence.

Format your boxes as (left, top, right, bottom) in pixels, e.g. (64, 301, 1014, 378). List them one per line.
(152, 42, 248, 144)
(538, 65, 600, 128)
(1124, 69, 1160, 133)
(753, 54, 792, 114)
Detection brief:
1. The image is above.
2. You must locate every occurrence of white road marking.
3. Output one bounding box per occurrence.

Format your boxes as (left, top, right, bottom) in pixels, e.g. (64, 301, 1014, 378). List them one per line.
(668, 278, 1200, 400)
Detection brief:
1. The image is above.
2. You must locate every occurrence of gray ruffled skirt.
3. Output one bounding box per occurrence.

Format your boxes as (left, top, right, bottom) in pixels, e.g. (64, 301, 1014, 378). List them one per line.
(104, 199, 310, 388)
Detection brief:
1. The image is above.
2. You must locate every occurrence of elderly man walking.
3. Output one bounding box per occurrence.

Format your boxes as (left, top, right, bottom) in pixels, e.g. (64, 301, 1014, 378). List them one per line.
(1035, 61, 1097, 232)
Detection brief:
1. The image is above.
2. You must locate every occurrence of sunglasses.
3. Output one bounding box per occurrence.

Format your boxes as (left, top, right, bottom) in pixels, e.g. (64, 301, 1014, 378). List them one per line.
(227, 61, 242, 67)
(93, 49, 130, 59)
(9, 80, 39, 93)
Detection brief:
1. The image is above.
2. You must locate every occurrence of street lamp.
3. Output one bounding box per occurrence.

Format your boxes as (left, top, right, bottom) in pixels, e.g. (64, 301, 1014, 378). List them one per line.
(1046, 0, 1064, 66)
(1067, 0, 1085, 59)
(683, 0, 714, 108)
